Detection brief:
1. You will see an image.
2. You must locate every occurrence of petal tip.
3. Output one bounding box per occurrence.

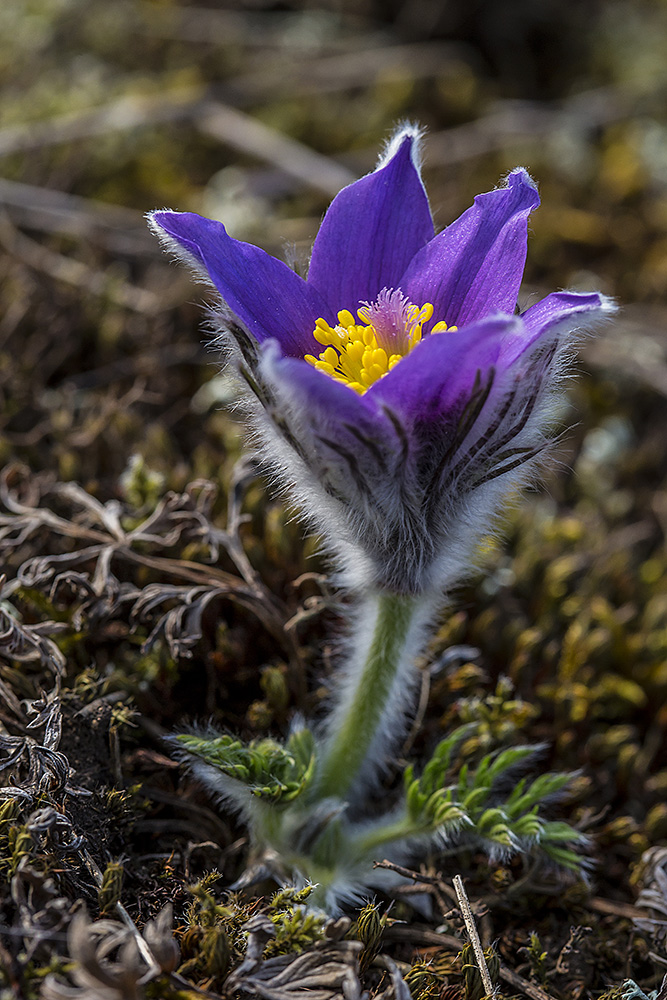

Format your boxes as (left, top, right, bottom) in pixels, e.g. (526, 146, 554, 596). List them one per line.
(597, 292, 619, 315)
(146, 209, 212, 276)
(146, 208, 172, 236)
(555, 289, 619, 315)
(505, 167, 541, 206)
(377, 121, 426, 173)
(146, 207, 183, 248)
(147, 209, 202, 239)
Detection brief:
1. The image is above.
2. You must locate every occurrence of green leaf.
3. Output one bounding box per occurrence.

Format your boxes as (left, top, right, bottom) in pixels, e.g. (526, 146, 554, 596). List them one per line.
(175, 727, 317, 806)
(397, 731, 586, 873)
(506, 771, 572, 814)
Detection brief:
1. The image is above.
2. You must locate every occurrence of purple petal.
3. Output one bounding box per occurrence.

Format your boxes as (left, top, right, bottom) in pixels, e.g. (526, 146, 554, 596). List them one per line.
(400, 169, 540, 328)
(259, 342, 407, 506)
(507, 290, 615, 362)
(149, 211, 328, 357)
(262, 345, 399, 454)
(367, 315, 522, 421)
(306, 129, 434, 311)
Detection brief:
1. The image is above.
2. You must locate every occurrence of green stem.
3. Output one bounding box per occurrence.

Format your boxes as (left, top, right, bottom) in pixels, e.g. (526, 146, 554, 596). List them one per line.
(315, 590, 422, 801)
(352, 814, 425, 856)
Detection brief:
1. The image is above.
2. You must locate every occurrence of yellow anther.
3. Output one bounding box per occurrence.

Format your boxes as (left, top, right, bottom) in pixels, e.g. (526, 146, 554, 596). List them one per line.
(321, 346, 339, 367)
(305, 290, 451, 394)
(337, 309, 355, 327)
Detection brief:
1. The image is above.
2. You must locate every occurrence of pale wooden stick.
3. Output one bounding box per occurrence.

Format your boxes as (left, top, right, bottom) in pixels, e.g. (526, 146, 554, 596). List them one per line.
(453, 874, 496, 998)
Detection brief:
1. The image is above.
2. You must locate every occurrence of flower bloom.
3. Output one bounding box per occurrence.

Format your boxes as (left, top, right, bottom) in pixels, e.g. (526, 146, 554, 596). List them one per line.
(149, 126, 614, 596)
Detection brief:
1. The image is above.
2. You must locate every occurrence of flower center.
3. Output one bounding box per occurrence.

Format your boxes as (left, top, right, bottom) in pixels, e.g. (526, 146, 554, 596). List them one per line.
(304, 288, 453, 394)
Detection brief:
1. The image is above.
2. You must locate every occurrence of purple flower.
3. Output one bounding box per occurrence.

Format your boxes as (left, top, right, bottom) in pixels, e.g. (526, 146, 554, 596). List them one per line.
(149, 126, 614, 596)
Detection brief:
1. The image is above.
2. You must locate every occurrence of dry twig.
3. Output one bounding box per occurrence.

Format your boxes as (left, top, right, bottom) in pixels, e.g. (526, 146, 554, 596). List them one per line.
(196, 100, 355, 198)
(453, 875, 496, 998)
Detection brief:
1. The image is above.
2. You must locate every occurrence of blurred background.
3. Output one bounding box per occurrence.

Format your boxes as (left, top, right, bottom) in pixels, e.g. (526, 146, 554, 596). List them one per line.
(1, 1, 667, 992)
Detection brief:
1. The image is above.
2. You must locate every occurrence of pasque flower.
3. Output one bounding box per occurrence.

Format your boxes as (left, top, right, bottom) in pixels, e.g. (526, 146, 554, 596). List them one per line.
(149, 126, 613, 599)
(149, 128, 613, 904)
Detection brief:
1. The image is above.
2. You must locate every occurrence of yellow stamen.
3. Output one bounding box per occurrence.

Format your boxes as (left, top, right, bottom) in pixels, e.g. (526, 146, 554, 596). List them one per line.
(305, 289, 457, 394)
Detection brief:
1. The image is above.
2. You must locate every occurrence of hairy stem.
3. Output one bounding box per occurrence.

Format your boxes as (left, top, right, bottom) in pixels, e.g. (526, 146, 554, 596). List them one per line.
(351, 814, 424, 856)
(314, 589, 429, 801)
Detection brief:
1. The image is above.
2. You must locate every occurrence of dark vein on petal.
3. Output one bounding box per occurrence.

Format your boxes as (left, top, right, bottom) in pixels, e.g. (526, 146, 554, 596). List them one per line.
(316, 435, 372, 498)
(227, 320, 260, 369)
(470, 443, 545, 489)
(422, 368, 495, 521)
(342, 423, 388, 473)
